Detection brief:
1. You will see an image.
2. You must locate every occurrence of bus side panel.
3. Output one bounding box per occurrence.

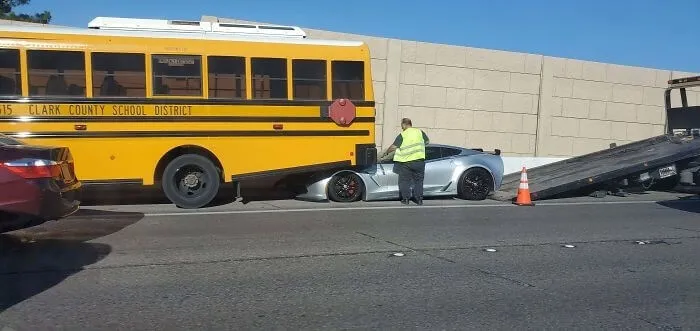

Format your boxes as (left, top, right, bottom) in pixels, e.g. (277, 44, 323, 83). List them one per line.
(4, 117, 375, 186)
(211, 124, 376, 179)
(10, 137, 179, 185)
(14, 128, 376, 186)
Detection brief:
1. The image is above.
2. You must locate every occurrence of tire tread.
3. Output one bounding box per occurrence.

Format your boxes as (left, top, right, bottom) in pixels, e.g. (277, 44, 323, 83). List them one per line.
(162, 154, 221, 209)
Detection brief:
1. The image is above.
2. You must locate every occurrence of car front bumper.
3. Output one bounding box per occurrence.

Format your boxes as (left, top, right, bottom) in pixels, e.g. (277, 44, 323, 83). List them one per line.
(295, 178, 332, 202)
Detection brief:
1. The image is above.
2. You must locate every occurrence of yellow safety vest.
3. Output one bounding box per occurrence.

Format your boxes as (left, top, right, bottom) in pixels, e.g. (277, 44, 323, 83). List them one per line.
(393, 127, 426, 162)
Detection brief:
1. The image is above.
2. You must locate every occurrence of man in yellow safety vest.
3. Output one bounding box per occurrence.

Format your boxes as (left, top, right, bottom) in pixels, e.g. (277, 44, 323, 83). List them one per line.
(380, 118, 430, 205)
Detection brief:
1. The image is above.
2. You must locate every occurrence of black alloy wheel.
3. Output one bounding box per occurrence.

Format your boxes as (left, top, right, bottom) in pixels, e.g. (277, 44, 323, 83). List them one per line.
(328, 172, 364, 202)
(458, 167, 494, 201)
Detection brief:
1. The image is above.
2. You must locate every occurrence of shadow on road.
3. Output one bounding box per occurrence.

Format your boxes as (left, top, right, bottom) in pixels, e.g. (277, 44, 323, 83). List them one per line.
(79, 185, 174, 206)
(239, 188, 298, 204)
(80, 179, 299, 207)
(0, 210, 144, 313)
(657, 195, 700, 214)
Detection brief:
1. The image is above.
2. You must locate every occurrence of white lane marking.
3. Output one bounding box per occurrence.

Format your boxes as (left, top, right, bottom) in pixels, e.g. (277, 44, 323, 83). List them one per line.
(140, 199, 681, 217)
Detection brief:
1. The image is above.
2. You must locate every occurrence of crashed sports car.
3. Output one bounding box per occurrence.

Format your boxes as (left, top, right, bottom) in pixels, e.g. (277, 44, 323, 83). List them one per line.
(294, 144, 504, 202)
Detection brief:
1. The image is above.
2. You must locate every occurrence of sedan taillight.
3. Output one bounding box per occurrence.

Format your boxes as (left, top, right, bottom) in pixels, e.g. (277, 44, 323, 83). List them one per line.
(1, 158, 63, 179)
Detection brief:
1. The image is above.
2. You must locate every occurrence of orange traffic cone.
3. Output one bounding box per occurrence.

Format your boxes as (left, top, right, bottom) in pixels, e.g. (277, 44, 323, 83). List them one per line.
(514, 167, 535, 206)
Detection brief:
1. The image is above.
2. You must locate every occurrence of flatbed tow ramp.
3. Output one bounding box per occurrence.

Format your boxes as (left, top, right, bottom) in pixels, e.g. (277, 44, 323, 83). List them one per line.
(492, 75, 700, 202)
(492, 134, 700, 201)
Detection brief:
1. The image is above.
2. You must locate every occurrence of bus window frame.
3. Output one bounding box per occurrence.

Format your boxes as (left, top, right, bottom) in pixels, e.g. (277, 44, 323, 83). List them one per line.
(250, 57, 288, 100)
(0, 48, 22, 97)
(91, 52, 148, 99)
(150, 53, 204, 98)
(207, 55, 247, 100)
(26, 49, 88, 98)
(291, 58, 328, 101)
(331, 60, 365, 101)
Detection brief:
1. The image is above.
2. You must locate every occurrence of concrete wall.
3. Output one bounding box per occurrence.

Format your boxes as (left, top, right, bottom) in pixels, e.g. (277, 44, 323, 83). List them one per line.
(539, 59, 666, 157)
(304, 32, 699, 157)
(212, 16, 700, 158)
(281, 26, 543, 156)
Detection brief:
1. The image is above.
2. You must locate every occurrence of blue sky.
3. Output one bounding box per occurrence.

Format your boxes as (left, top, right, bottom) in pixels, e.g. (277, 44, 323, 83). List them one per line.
(18, 0, 700, 72)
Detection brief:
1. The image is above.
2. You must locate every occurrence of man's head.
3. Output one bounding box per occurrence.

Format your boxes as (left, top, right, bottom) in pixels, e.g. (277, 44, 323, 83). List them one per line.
(400, 118, 412, 130)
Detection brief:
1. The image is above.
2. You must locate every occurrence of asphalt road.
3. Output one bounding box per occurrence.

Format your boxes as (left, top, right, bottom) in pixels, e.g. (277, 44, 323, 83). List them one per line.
(1, 192, 699, 330)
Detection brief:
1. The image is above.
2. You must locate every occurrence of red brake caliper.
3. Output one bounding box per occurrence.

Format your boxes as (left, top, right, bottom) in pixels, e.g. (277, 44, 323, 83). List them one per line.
(349, 178, 358, 195)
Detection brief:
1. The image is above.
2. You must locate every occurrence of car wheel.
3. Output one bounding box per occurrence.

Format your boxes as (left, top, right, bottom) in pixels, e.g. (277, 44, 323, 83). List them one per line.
(458, 167, 494, 200)
(327, 172, 364, 202)
(162, 154, 221, 209)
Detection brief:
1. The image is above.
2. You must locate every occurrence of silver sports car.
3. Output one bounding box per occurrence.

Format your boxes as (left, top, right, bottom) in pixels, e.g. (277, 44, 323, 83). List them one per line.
(295, 144, 504, 202)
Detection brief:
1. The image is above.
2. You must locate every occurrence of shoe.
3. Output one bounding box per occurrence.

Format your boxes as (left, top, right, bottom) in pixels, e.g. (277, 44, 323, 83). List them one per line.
(415, 199, 423, 205)
(401, 199, 410, 205)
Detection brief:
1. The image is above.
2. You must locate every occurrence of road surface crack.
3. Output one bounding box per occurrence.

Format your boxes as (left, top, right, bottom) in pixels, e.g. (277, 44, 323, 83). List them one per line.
(420, 235, 700, 253)
(0, 249, 403, 276)
(607, 306, 680, 330)
(668, 226, 700, 234)
(356, 231, 416, 252)
(355, 231, 537, 288)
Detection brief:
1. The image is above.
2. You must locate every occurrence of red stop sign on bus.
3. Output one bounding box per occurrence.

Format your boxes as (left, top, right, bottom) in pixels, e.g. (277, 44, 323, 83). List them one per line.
(328, 99, 356, 126)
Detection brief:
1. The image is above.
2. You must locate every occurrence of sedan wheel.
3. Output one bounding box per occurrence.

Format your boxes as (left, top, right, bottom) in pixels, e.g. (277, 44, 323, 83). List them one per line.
(328, 172, 363, 202)
(458, 168, 494, 200)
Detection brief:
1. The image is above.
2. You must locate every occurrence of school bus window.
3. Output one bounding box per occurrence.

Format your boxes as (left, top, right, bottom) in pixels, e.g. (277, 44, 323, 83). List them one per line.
(152, 54, 202, 96)
(208, 56, 245, 99)
(0, 49, 21, 96)
(251, 58, 287, 99)
(27, 50, 86, 97)
(92, 52, 146, 97)
(332, 60, 364, 100)
(292, 59, 326, 100)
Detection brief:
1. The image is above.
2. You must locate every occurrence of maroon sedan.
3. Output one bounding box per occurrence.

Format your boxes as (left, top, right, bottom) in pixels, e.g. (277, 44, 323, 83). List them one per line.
(0, 134, 82, 232)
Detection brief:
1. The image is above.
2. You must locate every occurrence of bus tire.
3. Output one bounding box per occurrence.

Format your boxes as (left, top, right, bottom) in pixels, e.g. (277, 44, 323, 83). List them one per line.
(161, 154, 221, 209)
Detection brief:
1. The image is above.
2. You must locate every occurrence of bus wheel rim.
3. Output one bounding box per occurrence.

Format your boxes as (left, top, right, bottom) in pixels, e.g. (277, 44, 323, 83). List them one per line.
(176, 165, 208, 199)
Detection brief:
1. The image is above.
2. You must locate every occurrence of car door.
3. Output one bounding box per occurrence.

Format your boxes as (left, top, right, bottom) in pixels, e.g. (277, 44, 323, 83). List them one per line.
(382, 146, 443, 198)
(422, 147, 461, 193)
(371, 157, 398, 200)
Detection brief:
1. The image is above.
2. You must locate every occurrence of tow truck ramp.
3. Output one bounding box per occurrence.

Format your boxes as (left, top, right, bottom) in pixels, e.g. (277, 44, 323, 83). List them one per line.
(491, 134, 700, 201)
(492, 75, 700, 202)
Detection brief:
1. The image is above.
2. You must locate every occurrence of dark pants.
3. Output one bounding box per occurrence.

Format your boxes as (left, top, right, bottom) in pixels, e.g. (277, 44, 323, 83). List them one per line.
(396, 159, 425, 201)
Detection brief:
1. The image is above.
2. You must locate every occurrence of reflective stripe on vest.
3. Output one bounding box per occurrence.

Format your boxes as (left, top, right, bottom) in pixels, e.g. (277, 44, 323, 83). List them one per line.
(393, 127, 426, 162)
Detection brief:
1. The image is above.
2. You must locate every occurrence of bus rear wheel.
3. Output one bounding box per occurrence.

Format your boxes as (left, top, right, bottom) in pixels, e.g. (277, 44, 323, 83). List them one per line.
(162, 154, 221, 209)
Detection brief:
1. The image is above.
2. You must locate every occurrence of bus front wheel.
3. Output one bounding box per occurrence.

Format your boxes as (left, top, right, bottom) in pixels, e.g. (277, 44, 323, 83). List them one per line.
(162, 154, 221, 209)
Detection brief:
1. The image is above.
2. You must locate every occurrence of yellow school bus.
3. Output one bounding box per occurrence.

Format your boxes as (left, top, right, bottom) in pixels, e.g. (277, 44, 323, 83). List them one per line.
(0, 17, 376, 208)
